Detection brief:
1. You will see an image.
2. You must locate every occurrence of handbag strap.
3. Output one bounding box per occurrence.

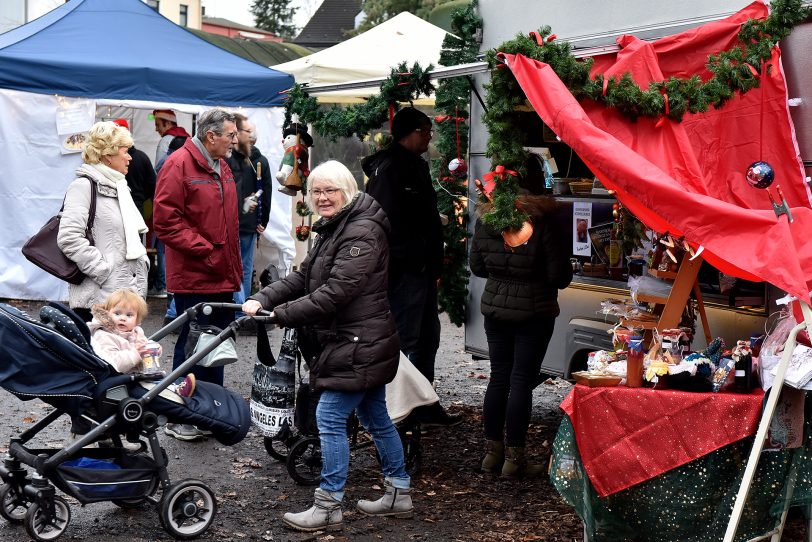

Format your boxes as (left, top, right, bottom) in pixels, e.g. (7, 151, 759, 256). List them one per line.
(78, 174, 97, 242)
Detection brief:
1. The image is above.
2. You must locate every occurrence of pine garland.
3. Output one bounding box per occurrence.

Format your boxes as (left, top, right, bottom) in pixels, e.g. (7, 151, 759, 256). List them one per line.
(284, 62, 436, 140)
(481, 0, 809, 232)
(432, 1, 482, 327)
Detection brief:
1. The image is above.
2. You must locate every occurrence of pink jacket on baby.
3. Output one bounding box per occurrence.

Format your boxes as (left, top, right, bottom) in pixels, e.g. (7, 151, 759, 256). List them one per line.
(88, 305, 160, 373)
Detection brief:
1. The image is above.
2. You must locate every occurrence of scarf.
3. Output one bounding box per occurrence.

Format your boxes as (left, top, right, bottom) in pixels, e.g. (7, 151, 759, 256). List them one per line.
(91, 163, 148, 260)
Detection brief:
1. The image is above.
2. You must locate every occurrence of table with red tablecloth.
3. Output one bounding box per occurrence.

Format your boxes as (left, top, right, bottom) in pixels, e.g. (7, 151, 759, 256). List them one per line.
(550, 384, 812, 542)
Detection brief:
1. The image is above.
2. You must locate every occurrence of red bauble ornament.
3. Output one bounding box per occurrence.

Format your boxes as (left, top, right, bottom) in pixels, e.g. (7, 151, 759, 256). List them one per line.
(448, 158, 468, 176)
(295, 225, 311, 241)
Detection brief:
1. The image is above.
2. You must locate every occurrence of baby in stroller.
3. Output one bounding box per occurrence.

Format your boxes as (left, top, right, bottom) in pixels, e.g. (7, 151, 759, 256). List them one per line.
(89, 289, 195, 397)
(0, 300, 259, 541)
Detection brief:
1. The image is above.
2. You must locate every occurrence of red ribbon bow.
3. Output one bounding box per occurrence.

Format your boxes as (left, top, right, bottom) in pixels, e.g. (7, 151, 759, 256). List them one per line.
(434, 115, 466, 123)
(481, 165, 518, 195)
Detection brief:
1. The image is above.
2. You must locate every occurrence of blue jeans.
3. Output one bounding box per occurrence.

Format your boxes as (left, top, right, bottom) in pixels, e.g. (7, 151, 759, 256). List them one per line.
(316, 386, 409, 498)
(233, 232, 257, 315)
(238, 232, 256, 302)
(388, 272, 441, 383)
(153, 238, 166, 292)
(173, 292, 235, 387)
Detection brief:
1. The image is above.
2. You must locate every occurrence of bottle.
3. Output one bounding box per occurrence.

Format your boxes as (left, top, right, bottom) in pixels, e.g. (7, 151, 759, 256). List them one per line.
(625, 335, 644, 388)
(243, 189, 263, 214)
(733, 340, 752, 391)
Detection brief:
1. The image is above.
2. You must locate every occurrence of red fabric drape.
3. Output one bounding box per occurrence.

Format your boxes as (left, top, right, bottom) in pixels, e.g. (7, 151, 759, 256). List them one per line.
(504, 1, 812, 300)
(561, 385, 763, 497)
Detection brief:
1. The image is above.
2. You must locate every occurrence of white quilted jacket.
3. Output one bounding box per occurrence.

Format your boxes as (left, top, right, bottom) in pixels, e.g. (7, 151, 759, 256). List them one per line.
(56, 164, 149, 310)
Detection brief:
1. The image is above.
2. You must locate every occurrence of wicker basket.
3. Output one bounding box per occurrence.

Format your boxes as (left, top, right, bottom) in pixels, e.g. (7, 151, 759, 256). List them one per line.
(581, 262, 607, 277)
(569, 181, 593, 195)
(572, 371, 623, 387)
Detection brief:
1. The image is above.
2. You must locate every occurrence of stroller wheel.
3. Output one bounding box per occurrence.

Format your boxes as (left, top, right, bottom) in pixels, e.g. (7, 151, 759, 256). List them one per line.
(0, 483, 29, 523)
(286, 436, 322, 486)
(24, 495, 70, 542)
(263, 435, 290, 462)
(159, 479, 217, 540)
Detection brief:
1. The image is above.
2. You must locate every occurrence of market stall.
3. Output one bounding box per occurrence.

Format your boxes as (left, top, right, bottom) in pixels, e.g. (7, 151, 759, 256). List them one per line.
(0, 0, 296, 301)
(476, 0, 812, 539)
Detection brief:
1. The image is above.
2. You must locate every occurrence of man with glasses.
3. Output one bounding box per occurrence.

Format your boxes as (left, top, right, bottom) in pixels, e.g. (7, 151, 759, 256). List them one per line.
(363, 107, 461, 428)
(153, 109, 243, 441)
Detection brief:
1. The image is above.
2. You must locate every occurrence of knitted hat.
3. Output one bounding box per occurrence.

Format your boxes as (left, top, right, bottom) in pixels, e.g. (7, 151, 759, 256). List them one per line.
(152, 109, 177, 123)
(392, 107, 430, 142)
(112, 118, 129, 131)
(282, 122, 313, 147)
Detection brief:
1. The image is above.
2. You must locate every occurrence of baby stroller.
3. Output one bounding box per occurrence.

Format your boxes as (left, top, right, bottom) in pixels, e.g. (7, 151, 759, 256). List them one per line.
(0, 301, 270, 541)
(264, 350, 439, 485)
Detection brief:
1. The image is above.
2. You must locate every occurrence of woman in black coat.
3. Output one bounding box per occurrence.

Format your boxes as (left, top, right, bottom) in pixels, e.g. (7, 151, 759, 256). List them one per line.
(243, 160, 413, 532)
(470, 190, 572, 478)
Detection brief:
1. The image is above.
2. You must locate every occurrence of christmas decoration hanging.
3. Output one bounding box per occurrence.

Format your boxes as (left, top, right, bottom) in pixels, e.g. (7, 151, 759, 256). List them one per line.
(295, 225, 311, 242)
(283, 62, 436, 141)
(745, 160, 775, 189)
(430, 0, 482, 327)
(479, 0, 808, 232)
(448, 157, 468, 176)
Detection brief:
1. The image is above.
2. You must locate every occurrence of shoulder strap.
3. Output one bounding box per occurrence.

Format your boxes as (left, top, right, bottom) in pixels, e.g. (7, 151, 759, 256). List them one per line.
(76, 174, 97, 244)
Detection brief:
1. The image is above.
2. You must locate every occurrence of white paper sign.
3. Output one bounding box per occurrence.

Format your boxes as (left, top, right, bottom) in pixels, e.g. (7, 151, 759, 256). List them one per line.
(573, 202, 592, 256)
(56, 98, 94, 135)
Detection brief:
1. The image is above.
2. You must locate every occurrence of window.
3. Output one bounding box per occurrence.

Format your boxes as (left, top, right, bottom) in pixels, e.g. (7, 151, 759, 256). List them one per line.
(146, 0, 159, 11)
(179, 4, 188, 27)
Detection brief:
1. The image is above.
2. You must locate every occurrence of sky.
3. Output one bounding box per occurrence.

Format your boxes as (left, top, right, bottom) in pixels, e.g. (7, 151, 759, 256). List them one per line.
(202, 0, 325, 31)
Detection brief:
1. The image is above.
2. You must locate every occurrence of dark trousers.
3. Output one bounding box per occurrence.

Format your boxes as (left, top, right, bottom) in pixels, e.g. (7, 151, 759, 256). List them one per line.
(173, 292, 235, 387)
(388, 272, 441, 383)
(483, 315, 555, 447)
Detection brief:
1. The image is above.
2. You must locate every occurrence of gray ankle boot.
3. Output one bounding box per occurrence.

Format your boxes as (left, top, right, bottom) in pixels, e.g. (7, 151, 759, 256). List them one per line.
(356, 478, 414, 518)
(282, 488, 343, 532)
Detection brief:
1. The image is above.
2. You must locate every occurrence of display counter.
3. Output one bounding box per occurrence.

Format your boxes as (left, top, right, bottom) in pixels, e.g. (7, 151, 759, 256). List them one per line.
(551, 385, 812, 541)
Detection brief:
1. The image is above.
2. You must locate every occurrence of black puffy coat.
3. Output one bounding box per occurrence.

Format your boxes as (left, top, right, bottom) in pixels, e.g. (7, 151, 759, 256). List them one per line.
(469, 195, 573, 322)
(362, 143, 443, 280)
(226, 146, 272, 235)
(249, 193, 399, 392)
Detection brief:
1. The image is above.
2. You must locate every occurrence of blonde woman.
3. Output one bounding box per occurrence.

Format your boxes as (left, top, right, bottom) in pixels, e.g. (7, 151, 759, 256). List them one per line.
(57, 121, 149, 323)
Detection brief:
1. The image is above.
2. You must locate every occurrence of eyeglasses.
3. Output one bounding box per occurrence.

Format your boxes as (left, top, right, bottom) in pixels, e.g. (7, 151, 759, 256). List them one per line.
(213, 131, 239, 140)
(311, 188, 340, 197)
(415, 128, 434, 136)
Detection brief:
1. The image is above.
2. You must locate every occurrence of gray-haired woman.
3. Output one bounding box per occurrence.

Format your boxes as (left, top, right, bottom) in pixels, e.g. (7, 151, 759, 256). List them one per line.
(57, 121, 149, 322)
(243, 160, 413, 532)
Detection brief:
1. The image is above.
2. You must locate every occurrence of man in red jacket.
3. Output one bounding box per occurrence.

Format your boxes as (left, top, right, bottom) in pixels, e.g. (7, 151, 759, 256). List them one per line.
(153, 109, 242, 441)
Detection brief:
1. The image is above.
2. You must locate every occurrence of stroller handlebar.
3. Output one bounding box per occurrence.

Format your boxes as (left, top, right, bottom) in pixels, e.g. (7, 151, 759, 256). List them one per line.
(198, 302, 276, 325)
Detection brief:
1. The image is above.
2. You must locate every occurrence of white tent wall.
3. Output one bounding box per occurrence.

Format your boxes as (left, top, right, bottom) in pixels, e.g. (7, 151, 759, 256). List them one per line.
(0, 88, 293, 301)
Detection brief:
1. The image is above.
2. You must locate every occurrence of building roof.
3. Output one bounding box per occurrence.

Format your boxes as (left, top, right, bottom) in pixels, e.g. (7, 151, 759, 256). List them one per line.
(294, 0, 361, 49)
(190, 29, 312, 67)
(202, 16, 277, 37)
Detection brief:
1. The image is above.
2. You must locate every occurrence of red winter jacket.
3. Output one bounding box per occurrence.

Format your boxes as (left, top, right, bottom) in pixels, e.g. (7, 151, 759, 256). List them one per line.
(153, 139, 242, 294)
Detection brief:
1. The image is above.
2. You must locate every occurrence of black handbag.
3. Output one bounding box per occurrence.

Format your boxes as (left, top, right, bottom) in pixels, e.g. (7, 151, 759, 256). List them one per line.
(22, 176, 96, 285)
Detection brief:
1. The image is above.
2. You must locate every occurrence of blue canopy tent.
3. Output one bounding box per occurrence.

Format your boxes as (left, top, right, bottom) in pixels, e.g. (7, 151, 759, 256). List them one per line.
(0, 0, 292, 106)
(0, 0, 296, 300)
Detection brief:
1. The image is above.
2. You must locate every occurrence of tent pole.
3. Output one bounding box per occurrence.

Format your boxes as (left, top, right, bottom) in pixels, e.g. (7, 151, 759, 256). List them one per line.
(723, 300, 812, 542)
